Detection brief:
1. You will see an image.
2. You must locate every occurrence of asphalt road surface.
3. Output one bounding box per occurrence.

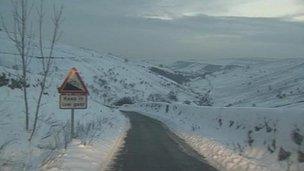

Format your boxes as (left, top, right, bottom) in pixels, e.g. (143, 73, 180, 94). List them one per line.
(108, 111, 217, 171)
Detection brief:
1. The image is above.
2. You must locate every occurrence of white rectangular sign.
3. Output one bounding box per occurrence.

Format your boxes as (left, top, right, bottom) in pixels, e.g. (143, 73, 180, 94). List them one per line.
(60, 94, 87, 109)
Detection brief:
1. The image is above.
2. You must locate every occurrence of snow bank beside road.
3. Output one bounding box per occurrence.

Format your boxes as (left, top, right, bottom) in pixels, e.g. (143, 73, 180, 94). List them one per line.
(44, 115, 129, 171)
(122, 103, 304, 171)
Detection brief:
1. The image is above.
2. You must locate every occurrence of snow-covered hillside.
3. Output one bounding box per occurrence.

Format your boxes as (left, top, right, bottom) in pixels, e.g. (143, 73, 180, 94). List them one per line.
(168, 58, 304, 108)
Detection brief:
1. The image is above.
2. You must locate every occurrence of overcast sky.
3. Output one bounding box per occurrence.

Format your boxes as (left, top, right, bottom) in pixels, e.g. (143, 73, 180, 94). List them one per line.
(1, 0, 304, 61)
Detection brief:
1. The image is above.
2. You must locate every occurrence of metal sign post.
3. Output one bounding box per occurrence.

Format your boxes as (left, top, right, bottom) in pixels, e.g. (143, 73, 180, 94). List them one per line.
(58, 68, 89, 139)
(71, 109, 75, 138)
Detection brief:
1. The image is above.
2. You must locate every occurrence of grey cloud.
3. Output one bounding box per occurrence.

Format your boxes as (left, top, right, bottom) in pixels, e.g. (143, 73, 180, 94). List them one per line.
(0, 0, 303, 61)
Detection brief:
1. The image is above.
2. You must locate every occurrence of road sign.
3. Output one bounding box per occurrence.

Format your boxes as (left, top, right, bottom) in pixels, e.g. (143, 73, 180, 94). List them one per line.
(58, 68, 88, 109)
(58, 68, 89, 138)
(60, 93, 87, 109)
(58, 67, 89, 94)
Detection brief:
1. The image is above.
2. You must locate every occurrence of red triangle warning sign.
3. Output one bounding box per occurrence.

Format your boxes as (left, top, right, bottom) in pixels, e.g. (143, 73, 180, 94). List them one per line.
(58, 68, 89, 94)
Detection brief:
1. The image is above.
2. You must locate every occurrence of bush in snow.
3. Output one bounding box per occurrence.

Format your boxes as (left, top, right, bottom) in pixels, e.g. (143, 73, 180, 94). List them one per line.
(167, 91, 178, 101)
(165, 105, 169, 113)
(298, 151, 304, 163)
(75, 117, 113, 145)
(8, 78, 24, 89)
(94, 76, 107, 87)
(247, 130, 254, 147)
(291, 127, 304, 163)
(0, 73, 9, 87)
(291, 128, 303, 146)
(183, 100, 191, 105)
(75, 121, 98, 145)
(277, 148, 292, 170)
(113, 97, 134, 106)
(147, 93, 169, 103)
(194, 91, 214, 106)
(0, 73, 26, 89)
(277, 92, 286, 99)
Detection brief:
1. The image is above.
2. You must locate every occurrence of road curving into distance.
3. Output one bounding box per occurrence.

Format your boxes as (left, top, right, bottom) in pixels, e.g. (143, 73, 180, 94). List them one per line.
(108, 111, 217, 171)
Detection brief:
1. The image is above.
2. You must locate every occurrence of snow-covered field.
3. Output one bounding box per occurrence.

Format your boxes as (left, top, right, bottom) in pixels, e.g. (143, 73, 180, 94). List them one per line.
(122, 103, 304, 171)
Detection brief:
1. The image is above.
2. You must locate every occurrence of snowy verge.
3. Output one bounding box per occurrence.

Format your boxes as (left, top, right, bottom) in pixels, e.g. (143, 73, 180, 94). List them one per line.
(121, 103, 304, 171)
(43, 113, 130, 171)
